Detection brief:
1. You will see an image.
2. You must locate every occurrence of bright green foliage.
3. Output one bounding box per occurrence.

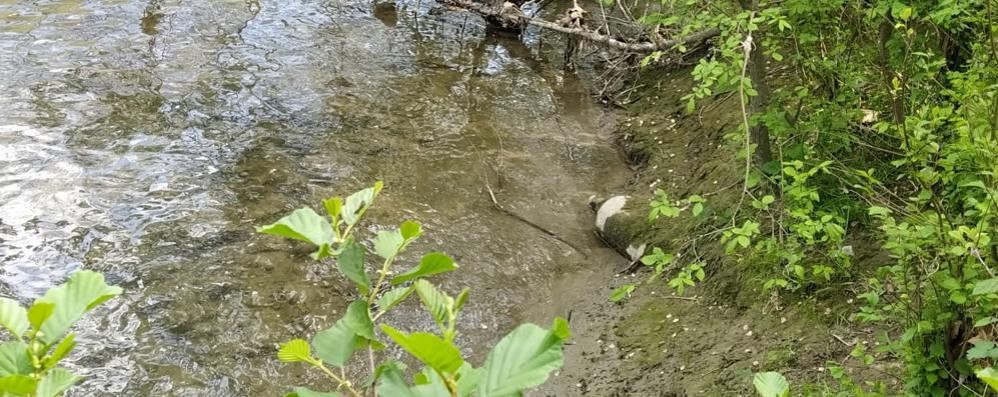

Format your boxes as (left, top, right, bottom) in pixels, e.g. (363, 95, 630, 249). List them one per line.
(667, 262, 705, 296)
(478, 318, 570, 396)
(260, 183, 569, 396)
(975, 367, 998, 392)
(0, 270, 121, 396)
(648, 189, 680, 221)
(628, 0, 998, 392)
(608, 284, 635, 303)
(753, 372, 789, 397)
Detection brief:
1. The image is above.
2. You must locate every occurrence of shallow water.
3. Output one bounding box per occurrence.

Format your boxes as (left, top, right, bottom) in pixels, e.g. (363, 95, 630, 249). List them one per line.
(0, 0, 629, 395)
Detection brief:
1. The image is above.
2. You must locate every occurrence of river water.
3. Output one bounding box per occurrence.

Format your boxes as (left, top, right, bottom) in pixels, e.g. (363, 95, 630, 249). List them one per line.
(0, 0, 629, 395)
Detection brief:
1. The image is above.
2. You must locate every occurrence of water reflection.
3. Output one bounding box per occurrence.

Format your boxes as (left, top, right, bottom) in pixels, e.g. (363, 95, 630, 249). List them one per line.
(0, 1, 627, 395)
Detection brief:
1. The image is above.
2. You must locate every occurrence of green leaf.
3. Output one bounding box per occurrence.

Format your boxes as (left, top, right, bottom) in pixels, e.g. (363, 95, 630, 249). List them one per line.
(453, 288, 470, 315)
(337, 240, 370, 294)
(0, 298, 27, 338)
(343, 301, 376, 341)
(412, 367, 461, 396)
(36, 271, 122, 344)
(392, 253, 458, 286)
(323, 197, 343, 218)
(342, 183, 382, 226)
(968, 340, 998, 360)
(312, 319, 360, 367)
(976, 367, 998, 391)
(380, 325, 464, 374)
(455, 362, 483, 397)
(373, 229, 405, 260)
(36, 368, 81, 397)
(609, 285, 635, 302)
(477, 318, 570, 396)
(287, 387, 343, 397)
(0, 342, 31, 376)
(753, 372, 790, 397)
(257, 207, 335, 260)
(27, 302, 54, 333)
(376, 362, 422, 397)
(867, 206, 892, 216)
(44, 333, 76, 368)
(692, 203, 704, 217)
(377, 287, 414, 314)
(961, 180, 988, 189)
(400, 220, 423, 241)
(278, 339, 313, 363)
(973, 277, 998, 295)
(0, 374, 37, 394)
(413, 280, 451, 329)
(975, 317, 998, 327)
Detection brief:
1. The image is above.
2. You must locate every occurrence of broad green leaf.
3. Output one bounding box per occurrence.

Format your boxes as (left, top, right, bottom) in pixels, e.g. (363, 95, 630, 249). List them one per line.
(36, 271, 123, 344)
(27, 302, 54, 332)
(0, 342, 30, 376)
(867, 206, 892, 216)
(342, 183, 382, 226)
(692, 203, 704, 217)
(312, 319, 360, 367)
(376, 287, 414, 314)
(44, 333, 76, 368)
(257, 208, 335, 260)
(380, 325, 463, 374)
(0, 298, 27, 338)
(477, 318, 570, 396)
(392, 253, 458, 286)
(376, 362, 422, 397)
(278, 339, 313, 363)
(373, 230, 405, 259)
(976, 316, 998, 327)
(455, 362, 483, 397)
(967, 340, 998, 360)
(343, 301, 376, 341)
(609, 284, 635, 302)
(753, 372, 790, 397)
(36, 368, 80, 397)
(973, 277, 998, 295)
(411, 367, 459, 396)
(976, 367, 998, 391)
(337, 240, 370, 294)
(0, 374, 36, 394)
(287, 387, 342, 397)
(400, 220, 423, 240)
(414, 280, 451, 329)
(961, 180, 988, 189)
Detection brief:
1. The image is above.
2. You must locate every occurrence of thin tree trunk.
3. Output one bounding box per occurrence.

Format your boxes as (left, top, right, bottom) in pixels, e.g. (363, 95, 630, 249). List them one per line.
(739, 0, 773, 167)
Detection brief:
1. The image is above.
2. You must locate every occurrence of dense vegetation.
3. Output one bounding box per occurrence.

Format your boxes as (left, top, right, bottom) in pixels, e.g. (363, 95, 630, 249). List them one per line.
(615, 0, 998, 394)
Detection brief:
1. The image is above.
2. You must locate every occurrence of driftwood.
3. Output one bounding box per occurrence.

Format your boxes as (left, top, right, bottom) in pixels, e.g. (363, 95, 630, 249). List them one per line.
(441, 0, 720, 52)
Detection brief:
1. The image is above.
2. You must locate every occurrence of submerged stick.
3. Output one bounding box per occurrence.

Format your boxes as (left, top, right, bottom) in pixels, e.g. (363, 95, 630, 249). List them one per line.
(485, 184, 590, 257)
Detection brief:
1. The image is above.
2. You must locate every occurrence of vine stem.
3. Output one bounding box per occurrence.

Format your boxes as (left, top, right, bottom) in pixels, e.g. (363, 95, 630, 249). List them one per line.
(312, 360, 363, 397)
(731, 21, 756, 225)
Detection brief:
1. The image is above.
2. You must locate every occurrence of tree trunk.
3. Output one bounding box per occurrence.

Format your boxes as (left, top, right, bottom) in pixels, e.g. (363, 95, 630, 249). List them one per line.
(739, 0, 774, 167)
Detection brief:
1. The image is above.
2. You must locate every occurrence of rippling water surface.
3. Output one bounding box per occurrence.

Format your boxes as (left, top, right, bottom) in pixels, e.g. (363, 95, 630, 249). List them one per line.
(0, 1, 629, 395)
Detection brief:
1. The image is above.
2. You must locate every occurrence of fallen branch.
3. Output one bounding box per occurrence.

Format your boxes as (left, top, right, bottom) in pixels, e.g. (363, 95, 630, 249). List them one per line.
(485, 184, 590, 257)
(441, 0, 720, 52)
